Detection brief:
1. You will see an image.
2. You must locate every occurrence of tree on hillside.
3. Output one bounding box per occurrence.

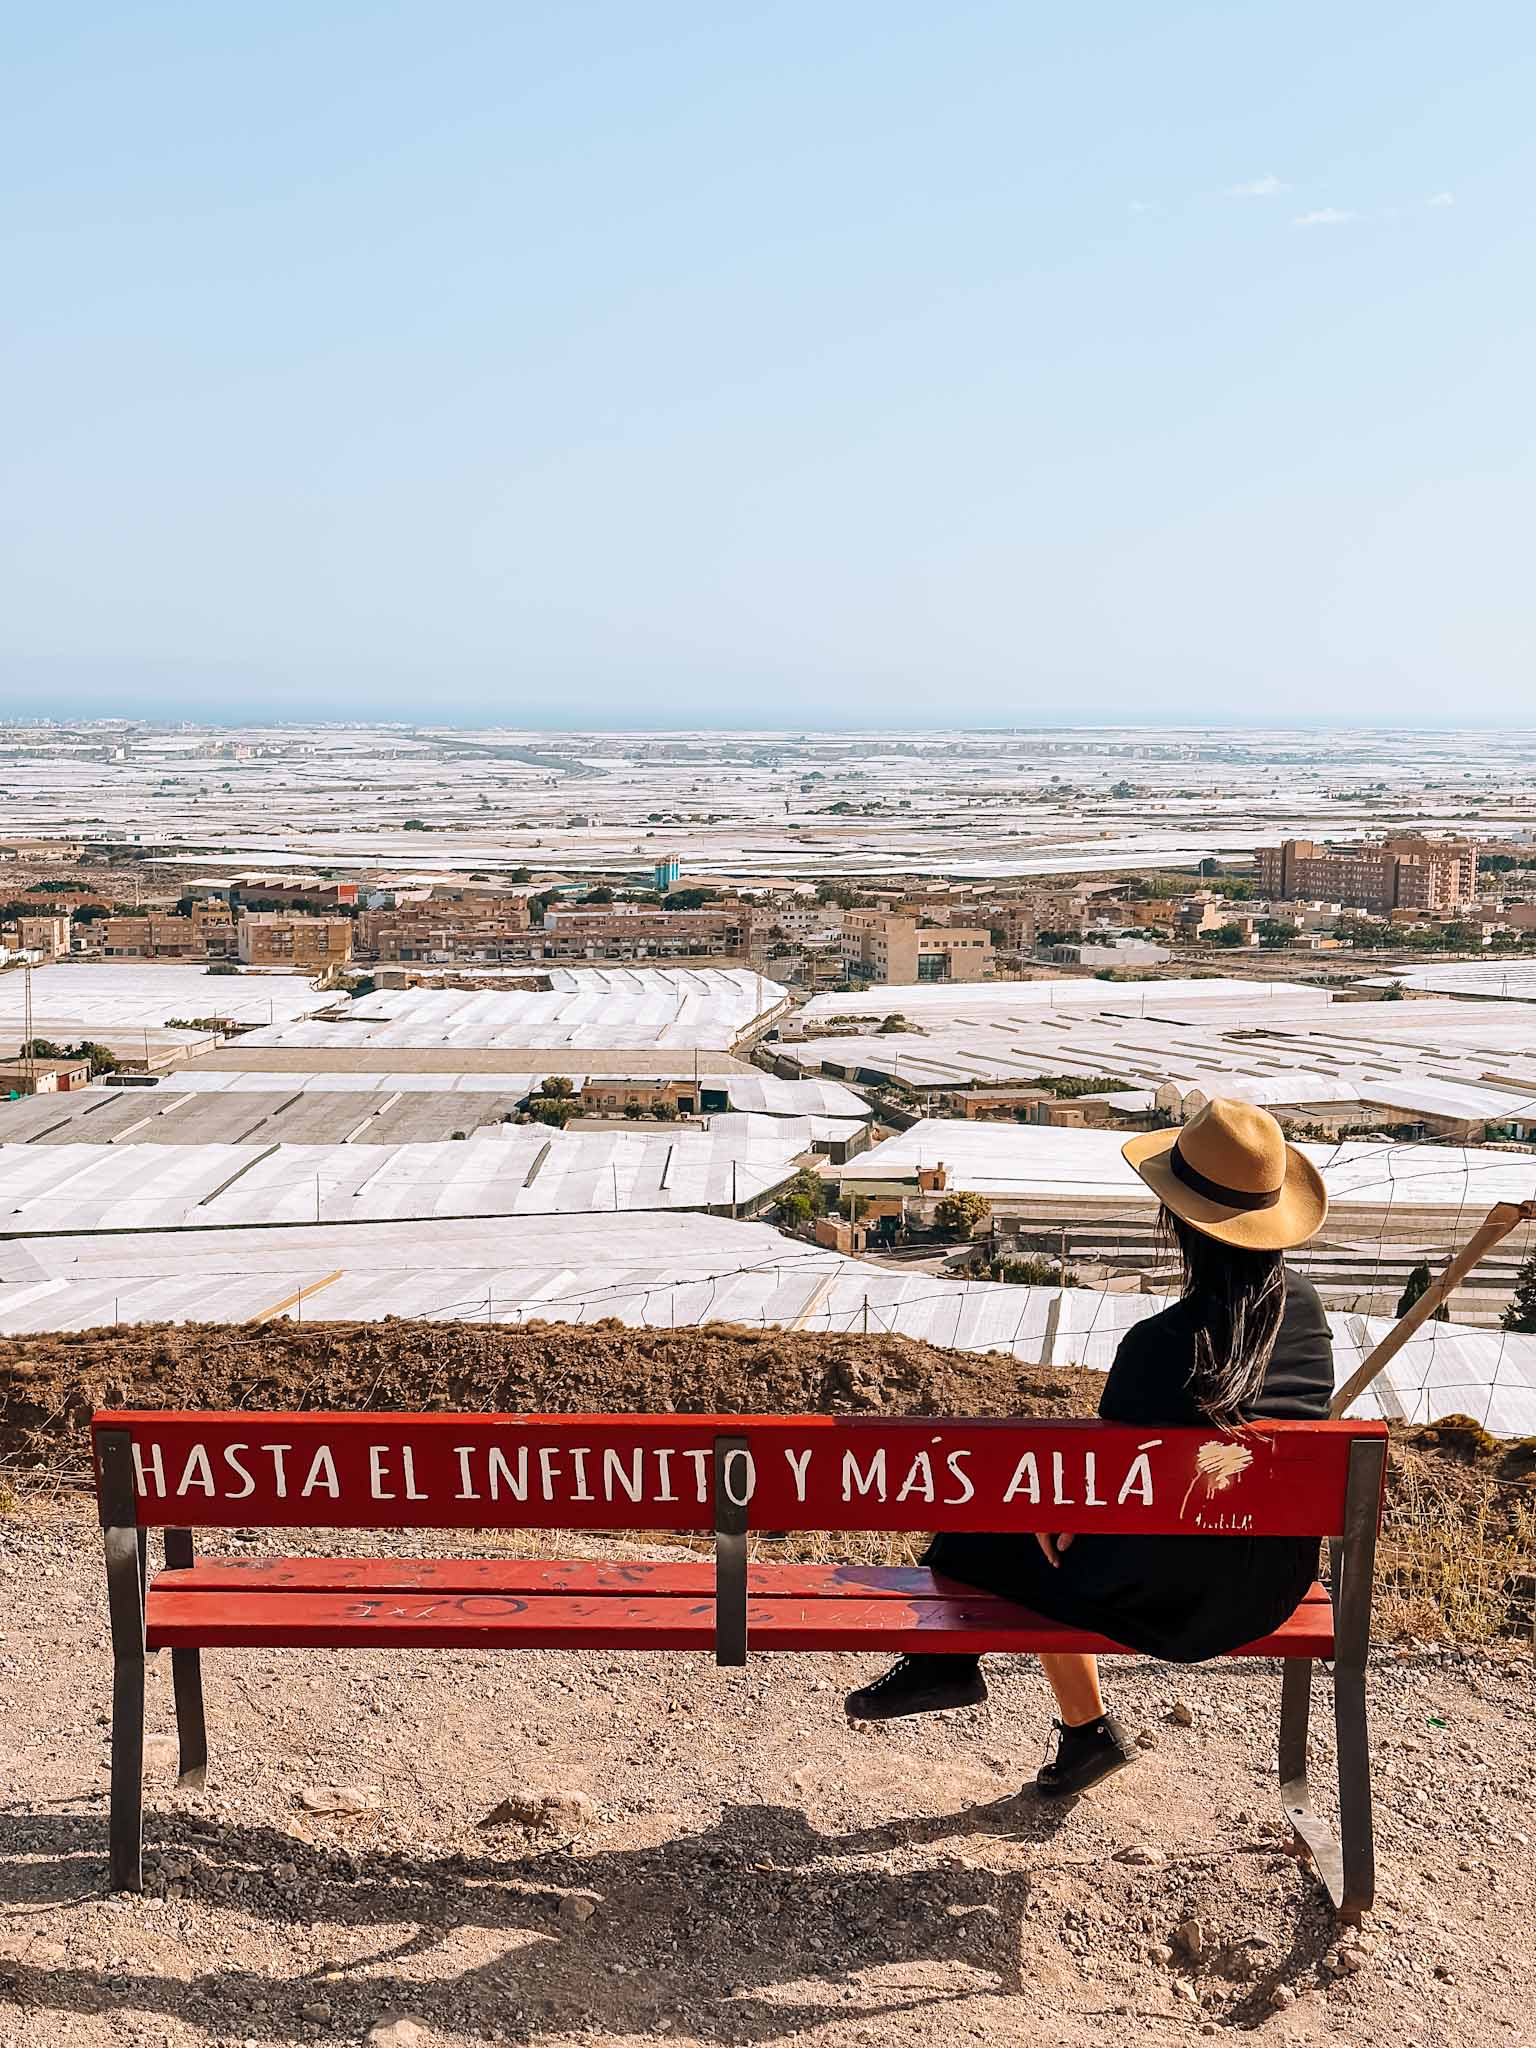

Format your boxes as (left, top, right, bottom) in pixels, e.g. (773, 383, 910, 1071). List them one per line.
(1502, 1253, 1536, 1334)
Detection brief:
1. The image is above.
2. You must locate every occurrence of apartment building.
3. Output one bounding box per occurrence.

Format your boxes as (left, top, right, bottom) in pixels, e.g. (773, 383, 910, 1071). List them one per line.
(765, 902, 843, 940)
(1255, 836, 1477, 914)
(358, 893, 532, 965)
(101, 902, 236, 960)
(841, 910, 993, 984)
(15, 914, 71, 960)
(541, 906, 755, 963)
(237, 912, 353, 968)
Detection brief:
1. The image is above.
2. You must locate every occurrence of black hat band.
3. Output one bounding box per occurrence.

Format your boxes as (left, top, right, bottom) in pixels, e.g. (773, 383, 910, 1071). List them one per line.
(1169, 1141, 1283, 1212)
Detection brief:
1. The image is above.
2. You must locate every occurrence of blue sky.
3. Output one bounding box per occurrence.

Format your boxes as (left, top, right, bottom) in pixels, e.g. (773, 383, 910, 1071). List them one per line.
(3, 2, 1532, 726)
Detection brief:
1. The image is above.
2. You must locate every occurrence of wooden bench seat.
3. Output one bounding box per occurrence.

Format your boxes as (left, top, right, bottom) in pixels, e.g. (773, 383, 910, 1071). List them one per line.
(145, 1557, 1338, 1658)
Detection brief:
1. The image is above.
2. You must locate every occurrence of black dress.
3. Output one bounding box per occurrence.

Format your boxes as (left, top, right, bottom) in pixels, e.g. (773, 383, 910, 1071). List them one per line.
(923, 1269, 1336, 1663)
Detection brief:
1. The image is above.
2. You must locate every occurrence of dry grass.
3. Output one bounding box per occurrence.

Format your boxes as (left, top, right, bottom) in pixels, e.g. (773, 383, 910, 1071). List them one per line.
(1375, 1451, 1536, 1644)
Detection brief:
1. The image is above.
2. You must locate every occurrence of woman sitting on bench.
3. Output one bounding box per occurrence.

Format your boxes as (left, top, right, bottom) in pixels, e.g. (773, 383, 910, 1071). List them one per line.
(845, 1097, 1334, 1800)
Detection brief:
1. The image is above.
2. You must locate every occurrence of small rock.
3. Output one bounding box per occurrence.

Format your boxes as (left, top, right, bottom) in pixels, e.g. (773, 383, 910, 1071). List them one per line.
(1339, 1948, 1368, 1974)
(300, 1785, 374, 1816)
(1268, 1984, 1295, 2010)
(1172, 1917, 1205, 1959)
(300, 2001, 332, 2023)
(1148, 1944, 1174, 1965)
(1169, 1701, 1195, 1728)
(480, 1785, 597, 1832)
(560, 1890, 601, 1928)
(369, 2022, 429, 2048)
(1135, 1730, 1159, 1751)
(1113, 1845, 1165, 1866)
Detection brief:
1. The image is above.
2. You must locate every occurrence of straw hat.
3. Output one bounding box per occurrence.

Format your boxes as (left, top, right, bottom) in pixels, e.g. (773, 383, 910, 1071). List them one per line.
(1121, 1097, 1326, 1252)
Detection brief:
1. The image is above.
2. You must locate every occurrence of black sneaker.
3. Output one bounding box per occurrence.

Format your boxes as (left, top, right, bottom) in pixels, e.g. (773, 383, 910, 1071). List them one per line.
(1034, 1714, 1137, 1798)
(844, 1655, 988, 1722)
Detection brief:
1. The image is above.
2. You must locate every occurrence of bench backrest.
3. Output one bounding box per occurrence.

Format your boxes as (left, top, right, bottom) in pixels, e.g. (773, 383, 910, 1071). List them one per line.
(92, 1410, 1387, 1540)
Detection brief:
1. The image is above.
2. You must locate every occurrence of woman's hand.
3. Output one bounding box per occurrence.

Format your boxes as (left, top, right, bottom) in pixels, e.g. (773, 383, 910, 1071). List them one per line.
(1034, 1531, 1076, 1568)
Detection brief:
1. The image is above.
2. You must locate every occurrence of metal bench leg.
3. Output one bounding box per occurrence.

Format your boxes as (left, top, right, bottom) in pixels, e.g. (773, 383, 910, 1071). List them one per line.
(1278, 1438, 1384, 1921)
(1278, 1657, 1344, 1908)
(1330, 1439, 1383, 1924)
(1335, 1661, 1374, 1923)
(164, 1530, 208, 1787)
(104, 1518, 147, 1893)
(109, 1627, 147, 1893)
(99, 1431, 146, 1892)
(170, 1653, 208, 1789)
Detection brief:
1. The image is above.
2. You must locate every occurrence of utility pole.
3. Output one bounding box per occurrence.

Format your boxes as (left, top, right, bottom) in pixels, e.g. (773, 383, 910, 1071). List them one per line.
(22, 961, 34, 1095)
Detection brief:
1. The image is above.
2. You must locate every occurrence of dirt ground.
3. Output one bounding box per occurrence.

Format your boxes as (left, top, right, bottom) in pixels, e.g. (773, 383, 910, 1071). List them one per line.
(3, 1319, 1535, 2046)
(1, 1497, 1534, 2048)
(0, 1320, 1090, 1477)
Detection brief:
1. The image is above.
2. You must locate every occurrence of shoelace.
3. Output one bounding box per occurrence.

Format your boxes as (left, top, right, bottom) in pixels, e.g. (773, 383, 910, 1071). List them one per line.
(865, 1657, 918, 1693)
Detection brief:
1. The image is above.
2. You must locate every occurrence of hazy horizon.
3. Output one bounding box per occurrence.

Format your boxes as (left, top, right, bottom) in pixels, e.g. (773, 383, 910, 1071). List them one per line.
(6, 3, 1534, 726)
(8, 699, 1536, 737)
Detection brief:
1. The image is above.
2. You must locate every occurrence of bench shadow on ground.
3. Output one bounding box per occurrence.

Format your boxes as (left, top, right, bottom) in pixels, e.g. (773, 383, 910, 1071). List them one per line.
(1, 1794, 1338, 2041)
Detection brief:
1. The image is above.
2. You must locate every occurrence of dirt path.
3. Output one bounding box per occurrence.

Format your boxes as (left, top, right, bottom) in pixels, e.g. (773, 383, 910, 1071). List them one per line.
(3, 1499, 1534, 2048)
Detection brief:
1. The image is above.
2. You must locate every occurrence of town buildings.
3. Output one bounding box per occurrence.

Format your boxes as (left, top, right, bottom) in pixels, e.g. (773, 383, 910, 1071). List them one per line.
(0, 1055, 94, 1095)
(102, 903, 235, 959)
(357, 892, 531, 964)
(237, 912, 354, 968)
(541, 904, 757, 963)
(15, 914, 72, 960)
(840, 910, 993, 984)
(1256, 836, 1478, 915)
(228, 874, 360, 912)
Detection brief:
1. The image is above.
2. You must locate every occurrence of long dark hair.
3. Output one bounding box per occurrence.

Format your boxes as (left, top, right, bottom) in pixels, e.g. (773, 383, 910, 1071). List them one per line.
(1161, 1206, 1287, 1425)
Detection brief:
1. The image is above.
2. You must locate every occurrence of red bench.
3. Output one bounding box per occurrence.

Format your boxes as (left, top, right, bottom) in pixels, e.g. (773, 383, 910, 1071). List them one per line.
(92, 1408, 1387, 1918)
